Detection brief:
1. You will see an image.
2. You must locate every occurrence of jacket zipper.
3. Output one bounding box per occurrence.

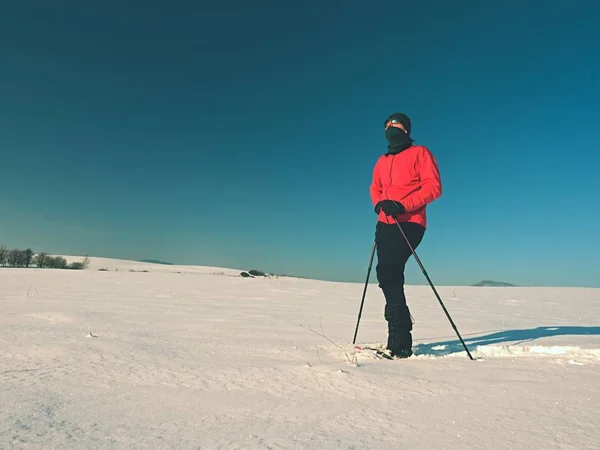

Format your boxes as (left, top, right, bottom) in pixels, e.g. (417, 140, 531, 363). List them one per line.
(385, 154, 395, 200)
(385, 155, 398, 223)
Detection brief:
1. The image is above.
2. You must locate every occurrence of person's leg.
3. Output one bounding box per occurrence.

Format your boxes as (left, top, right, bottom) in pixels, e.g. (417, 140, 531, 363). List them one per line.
(375, 221, 425, 356)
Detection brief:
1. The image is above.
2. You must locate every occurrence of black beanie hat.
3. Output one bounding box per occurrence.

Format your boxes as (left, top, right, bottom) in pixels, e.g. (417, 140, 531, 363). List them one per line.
(384, 112, 411, 136)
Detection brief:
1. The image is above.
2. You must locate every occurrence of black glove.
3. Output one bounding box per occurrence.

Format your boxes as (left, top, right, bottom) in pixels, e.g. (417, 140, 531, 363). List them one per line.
(375, 200, 406, 216)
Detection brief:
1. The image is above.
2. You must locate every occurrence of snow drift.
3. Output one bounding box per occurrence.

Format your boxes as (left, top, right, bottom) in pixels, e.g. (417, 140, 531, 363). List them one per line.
(1, 256, 599, 449)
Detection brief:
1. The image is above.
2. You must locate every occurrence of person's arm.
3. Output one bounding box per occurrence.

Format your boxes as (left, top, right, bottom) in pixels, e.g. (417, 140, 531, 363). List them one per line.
(400, 147, 442, 212)
(369, 159, 384, 210)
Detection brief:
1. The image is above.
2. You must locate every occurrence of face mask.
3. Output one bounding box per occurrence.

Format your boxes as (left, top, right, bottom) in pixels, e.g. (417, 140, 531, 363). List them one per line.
(384, 126, 414, 154)
(385, 126, 409, 142)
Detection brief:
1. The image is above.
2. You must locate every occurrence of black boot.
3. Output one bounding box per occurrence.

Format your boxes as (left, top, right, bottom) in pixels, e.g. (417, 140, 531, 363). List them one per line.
(387, 322, 413, 358)
(385, 304, 413, 358)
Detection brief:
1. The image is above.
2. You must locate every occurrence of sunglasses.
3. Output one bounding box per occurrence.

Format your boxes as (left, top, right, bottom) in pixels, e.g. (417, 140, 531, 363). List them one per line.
(384, 118, 406, 130)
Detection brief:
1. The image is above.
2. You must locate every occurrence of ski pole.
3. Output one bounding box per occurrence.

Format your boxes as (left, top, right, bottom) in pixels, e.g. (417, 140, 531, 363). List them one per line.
(393, 217, 474, 360)
(352, 240, 377, 344)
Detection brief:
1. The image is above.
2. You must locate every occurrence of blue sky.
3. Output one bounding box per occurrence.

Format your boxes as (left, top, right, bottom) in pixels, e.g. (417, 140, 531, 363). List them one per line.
(1, 1, 599, 287)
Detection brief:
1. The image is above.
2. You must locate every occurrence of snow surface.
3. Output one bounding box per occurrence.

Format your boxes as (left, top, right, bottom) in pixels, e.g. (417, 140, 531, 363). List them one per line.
(1, 256, 599, 449)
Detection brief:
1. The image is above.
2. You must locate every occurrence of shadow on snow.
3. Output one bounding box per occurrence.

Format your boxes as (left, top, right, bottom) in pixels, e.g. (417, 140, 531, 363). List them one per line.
(413, 326, 600, 357)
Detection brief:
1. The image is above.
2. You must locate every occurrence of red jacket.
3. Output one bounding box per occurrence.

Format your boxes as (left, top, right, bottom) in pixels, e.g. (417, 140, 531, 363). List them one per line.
(370, 145, 442, 228)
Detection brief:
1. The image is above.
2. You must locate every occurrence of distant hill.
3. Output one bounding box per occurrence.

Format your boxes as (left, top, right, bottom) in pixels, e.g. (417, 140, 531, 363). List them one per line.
(138, 259, 174, 265)
(472, 280, 517, 287)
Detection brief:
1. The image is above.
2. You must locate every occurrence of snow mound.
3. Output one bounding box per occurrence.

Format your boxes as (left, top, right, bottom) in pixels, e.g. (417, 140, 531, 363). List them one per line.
(476, 344, 600, 362)
(354, 342, 600, 365)
(57, 255, 243, 276)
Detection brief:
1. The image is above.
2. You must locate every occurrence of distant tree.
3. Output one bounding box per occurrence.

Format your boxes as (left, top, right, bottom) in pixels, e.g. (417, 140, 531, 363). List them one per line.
(68, 255, 90, 270)
(18, 250, 27, 267)
(6, 249, 16, 267)
(19, 251, 27, 267)
(0, 248, 90, 271)
(24, 249, 34, 268)
(7, 249, 27, 267)
(0, 245, 8, 267)
(46, 256, 68, 269)
(33, 252, 48, 268)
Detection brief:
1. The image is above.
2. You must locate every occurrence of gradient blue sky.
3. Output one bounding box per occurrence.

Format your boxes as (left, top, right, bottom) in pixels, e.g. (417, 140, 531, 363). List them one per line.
(1, 1, 599, 287)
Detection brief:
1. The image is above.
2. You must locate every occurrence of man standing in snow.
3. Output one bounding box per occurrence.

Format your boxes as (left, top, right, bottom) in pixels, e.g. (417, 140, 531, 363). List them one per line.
(370, 112, 442, 357)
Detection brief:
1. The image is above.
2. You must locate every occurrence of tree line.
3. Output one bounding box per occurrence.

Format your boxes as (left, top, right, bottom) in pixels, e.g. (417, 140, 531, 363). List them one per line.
(0, 245, 89, 270)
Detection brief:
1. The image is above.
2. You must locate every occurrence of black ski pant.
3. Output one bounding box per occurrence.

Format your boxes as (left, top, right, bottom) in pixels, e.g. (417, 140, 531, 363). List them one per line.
(375, 221, 425, 350)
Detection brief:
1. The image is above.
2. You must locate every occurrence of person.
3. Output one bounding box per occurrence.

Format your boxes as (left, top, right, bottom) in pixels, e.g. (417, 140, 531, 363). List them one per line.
(369, 112, 442, 358)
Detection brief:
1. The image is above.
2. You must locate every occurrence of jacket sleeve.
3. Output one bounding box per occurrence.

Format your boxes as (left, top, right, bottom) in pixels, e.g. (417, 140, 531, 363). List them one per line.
(401, 147, 442, 212)
(369, 159, 384, 206)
